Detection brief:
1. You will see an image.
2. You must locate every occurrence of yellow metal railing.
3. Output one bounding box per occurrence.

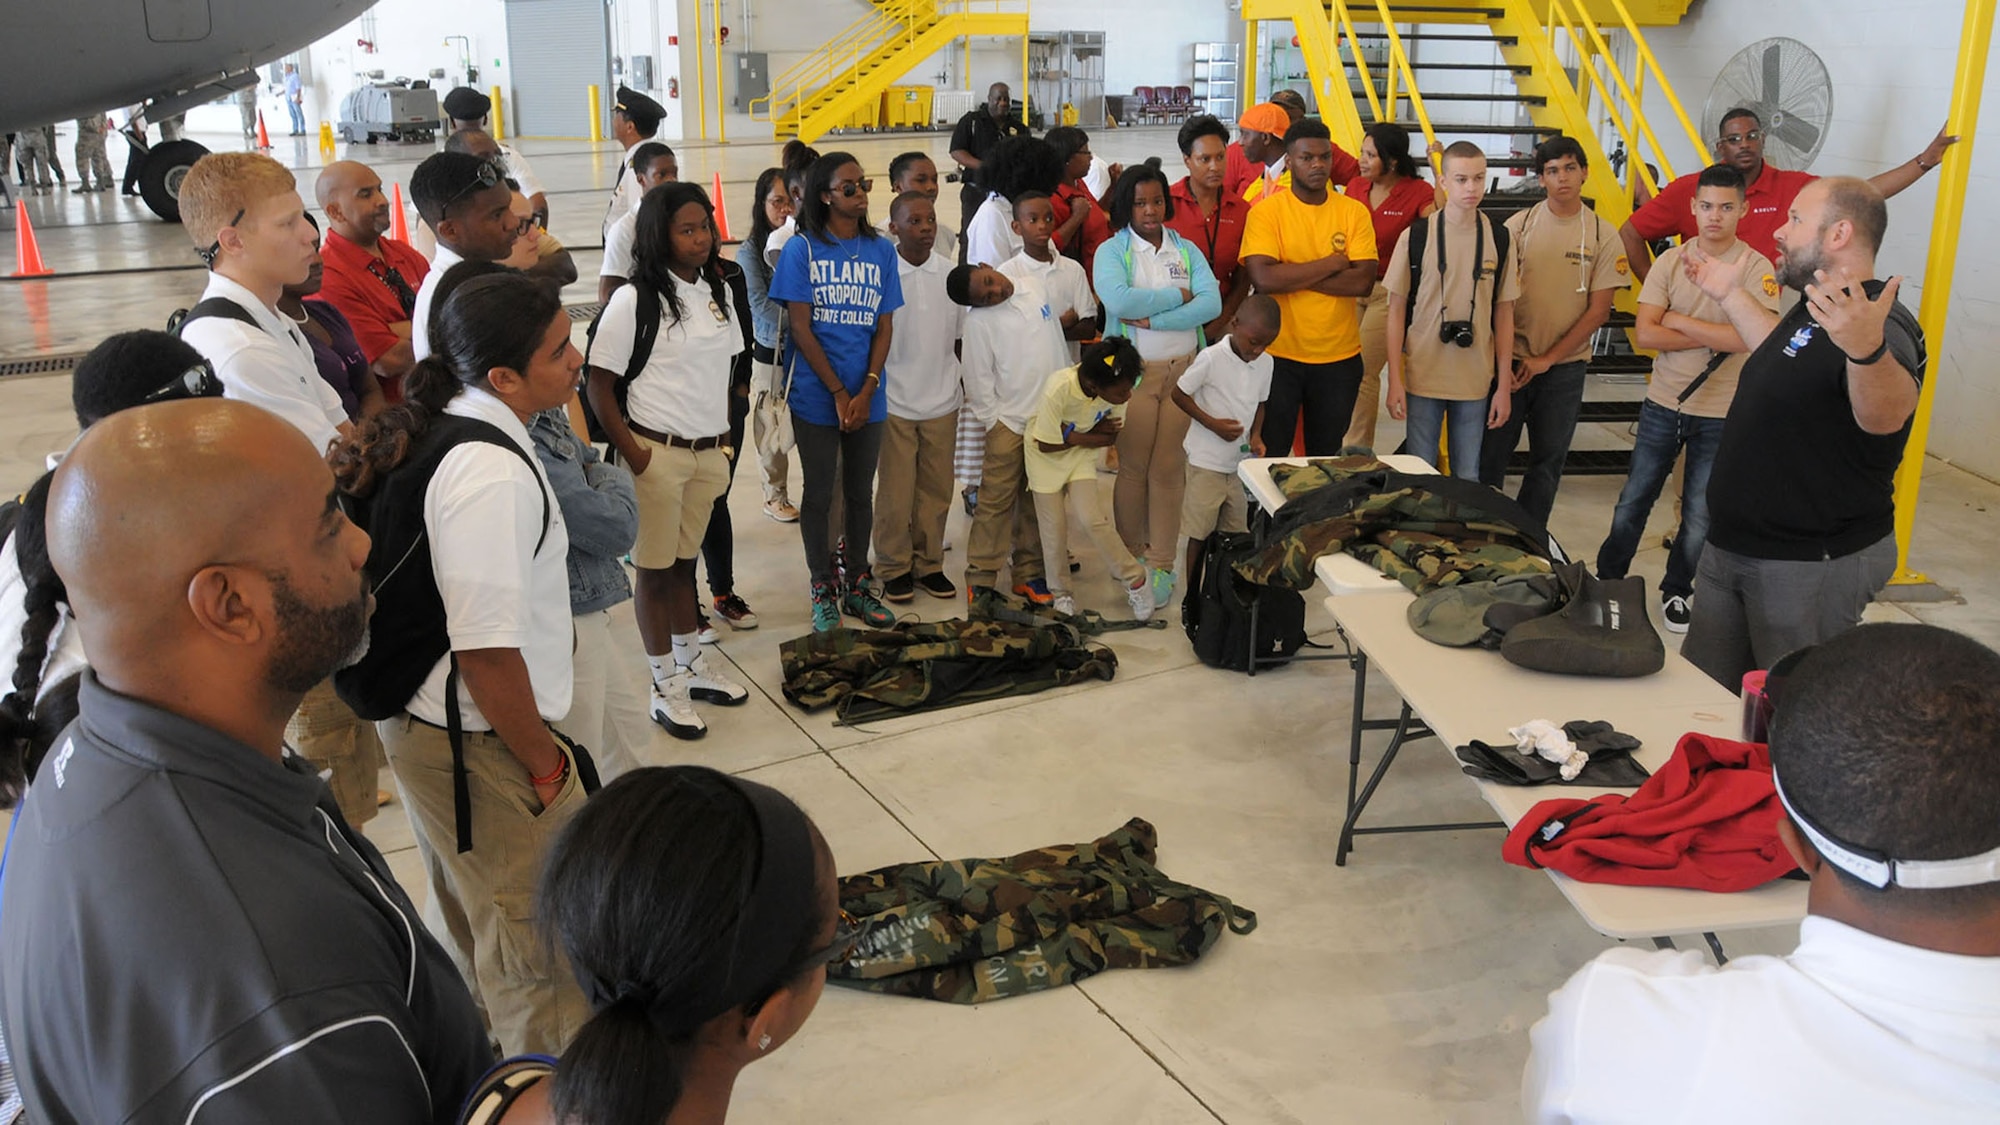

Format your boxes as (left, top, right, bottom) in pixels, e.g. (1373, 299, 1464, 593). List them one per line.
(1530, 0, 1705, 206)
(1890, 0, 1992, 585)
(749, 0, 934, 125)
(1369, 0, 1440, 166)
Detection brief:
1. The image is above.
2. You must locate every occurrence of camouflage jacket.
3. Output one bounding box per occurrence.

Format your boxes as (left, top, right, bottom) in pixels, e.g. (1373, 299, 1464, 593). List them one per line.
(1236, 459, 1566, 594)
(779, 617, 1118, 724)
(828, 818, 1257, 1003)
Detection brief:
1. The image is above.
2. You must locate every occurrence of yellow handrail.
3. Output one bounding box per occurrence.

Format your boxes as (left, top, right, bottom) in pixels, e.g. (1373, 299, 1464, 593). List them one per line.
(1332, 0, 1384, 124)
(1544, 0, 1658, 200)
(1552, 0, 1674, 193)
(1604, 0, 1706, 162)
(1370, 0, 1438, 168)
(757, 0, 928, 122)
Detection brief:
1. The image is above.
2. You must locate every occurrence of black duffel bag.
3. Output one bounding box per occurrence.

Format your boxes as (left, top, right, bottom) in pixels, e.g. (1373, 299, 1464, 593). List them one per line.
(1183, 531, 1306, 671)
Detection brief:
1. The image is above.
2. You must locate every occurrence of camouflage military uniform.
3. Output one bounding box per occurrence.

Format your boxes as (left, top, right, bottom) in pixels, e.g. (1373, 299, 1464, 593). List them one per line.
(72, 116, 112, 193)
(829, 818, 1257, 1003)
(15, 125, 52, 191)
(1235, 458, 1562, 594)
(779, 617, 1119, 723)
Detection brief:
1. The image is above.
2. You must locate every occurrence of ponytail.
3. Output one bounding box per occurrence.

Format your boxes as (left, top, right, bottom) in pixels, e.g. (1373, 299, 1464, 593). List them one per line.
(327, 357, 459, 499)
(0, 472, 69, 807)
(549, 998, 694, 1125)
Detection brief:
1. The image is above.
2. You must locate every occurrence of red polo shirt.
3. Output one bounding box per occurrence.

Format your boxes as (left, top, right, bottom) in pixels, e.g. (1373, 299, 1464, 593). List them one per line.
(1342, 174, 1434, 261)
(1627, 162, 1817, 263)
(317, 229, 431, 368)
(1166, 176, 1251, 293)
(1051, 180, 1113, 274)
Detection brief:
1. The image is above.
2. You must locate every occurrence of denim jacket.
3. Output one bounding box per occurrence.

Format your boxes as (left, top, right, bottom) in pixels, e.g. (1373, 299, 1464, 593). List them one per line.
(737, 238, 780, 351)
(528, 409, 638, 614)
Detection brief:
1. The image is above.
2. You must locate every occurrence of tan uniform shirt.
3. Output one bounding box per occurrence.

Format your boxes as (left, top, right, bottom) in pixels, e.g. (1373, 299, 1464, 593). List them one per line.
(1385, 211, 1522, 401)
(1638, 241, 1781, 418)
(1505, 202, 1626, 364)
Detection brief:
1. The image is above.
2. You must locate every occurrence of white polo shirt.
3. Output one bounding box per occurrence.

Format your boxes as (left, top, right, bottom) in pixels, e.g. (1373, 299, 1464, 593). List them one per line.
(1122, 232, 1200, 360)
(964, 194, 1022, 268)
(604, 141, 645, 237)
(882, 249, 963, 421)
(498, 143, 543, 200)
(599, 206, 639, 281)
(177, 273, 348, 451)
(960, 272, 1068, 435)
(408, 385, 573, 730)
(588, 269, 741, 439)
(998, 250, 1095, 327)
(1524, 915, 2000, 1123)
(409, 243, 464, 361)
(1178, 336, 1274, 473)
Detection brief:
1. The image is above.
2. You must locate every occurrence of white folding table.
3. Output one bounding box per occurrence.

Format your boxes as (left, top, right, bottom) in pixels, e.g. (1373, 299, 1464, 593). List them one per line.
(1325, 591, 1808, 954)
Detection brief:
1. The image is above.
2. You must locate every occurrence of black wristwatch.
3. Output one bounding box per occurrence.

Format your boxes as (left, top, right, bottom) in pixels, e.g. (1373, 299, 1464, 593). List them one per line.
(1849, 338, 1891, 366)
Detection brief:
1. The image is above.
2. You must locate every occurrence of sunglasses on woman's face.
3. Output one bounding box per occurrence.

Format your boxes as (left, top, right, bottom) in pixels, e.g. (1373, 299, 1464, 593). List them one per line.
(145, 359, 225, 403)
(832, 178, 873, 199)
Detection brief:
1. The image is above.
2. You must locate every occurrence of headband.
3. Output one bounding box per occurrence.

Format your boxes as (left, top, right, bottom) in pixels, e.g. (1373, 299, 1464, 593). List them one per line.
(585, 775, 819, 1034)
(1773, 768, 2000, 890)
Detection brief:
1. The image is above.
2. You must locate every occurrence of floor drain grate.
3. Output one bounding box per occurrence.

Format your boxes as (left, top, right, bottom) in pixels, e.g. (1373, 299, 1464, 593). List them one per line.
(0, 353, 86, 378)
(566, 303, 603, 322)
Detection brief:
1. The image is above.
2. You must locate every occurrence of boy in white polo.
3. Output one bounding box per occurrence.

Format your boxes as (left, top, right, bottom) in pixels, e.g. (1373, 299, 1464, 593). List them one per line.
(586, 184, 751, 740)
(1171, 296, 1279, 584)
(873, 192, 965, 603)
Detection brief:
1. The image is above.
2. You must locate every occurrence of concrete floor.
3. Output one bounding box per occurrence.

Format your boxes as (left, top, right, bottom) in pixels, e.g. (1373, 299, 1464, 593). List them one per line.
(3, 125, 1998, 1123)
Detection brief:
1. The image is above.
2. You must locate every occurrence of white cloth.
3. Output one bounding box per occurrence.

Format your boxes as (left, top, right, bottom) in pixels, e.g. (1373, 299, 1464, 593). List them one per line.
(1083, 156, 1111, 201)
(1524, 916, 2000, 1124)
(763, 218, 798, 271)
(176, 274, 347, 451)
(599, 207, 639, 280)
(998, 251, 1094, 326)
(882, 250, 964, 421)
(960, 272, 1068, 435)
(1509, 719, 1586, 780)
(1122, 232, 1200, 360)
(498, 143, 543, 200)
(0, 530, 86, 704)
(588, 270, 741, 438)
(964, 194, 1023, 267)
(407, 386, 574, 730)
(1177, 336, 1274, 473)
(604, 141, 645, 236)
(558, 609, 647, 783)
(410, 243, 464, 361)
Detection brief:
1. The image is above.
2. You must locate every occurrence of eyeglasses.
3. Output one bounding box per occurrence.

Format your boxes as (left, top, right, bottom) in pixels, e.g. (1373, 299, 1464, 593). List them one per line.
(833, 179, 874, 199)
(144, 359, 224, 403)
(796, 910, 863, 972)
(198, 208, 246, 268)
(1718, 130, 1764, 146)
(448, 160, 503, 208)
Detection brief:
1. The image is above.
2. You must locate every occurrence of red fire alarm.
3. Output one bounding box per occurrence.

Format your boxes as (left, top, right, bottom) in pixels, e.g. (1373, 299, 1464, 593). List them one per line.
(668, 35, 678, 45)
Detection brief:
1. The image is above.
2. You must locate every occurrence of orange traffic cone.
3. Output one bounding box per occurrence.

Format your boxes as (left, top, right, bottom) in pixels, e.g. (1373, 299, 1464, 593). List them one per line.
(390, 183, 410, 244)
(711, 171, 733, 240)
(256, 111, 272, 151)
(11, 206, 52, 278)
(22, 282, 53, 352)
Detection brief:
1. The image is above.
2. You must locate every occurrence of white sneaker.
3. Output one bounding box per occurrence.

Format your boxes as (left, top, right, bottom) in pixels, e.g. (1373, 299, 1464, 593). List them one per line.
(1662, 593, 1693, 635)
(695, 613, 722, 645)
(764, 496, 800, 523)
(1125, 578, 1155, 623)
(1052, 593, 1077, 617)
(683, 653, 750, 706)
(650, 673, 705, 740)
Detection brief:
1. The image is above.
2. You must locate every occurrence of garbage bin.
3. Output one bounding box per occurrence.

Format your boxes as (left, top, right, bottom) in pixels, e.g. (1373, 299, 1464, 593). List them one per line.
(880, 85, 934, 130)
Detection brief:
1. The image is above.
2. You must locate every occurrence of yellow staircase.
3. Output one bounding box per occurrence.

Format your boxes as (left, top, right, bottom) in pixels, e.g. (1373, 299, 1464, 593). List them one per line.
(751, 0, 1029, 142)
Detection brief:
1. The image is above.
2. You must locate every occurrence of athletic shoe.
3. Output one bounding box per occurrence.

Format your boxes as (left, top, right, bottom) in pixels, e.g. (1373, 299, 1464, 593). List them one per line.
(967, 585, 1002, 617)
(1149, 567, 1176, 608)
(695, 611, 721, 644)
(1125, 577, 1156, 623)
(961, 485, 979, 516)
(682, 652, 750, 705)
(1052, 594, 1077, 617)
(841, 572, 897, 629)
(811, 582, 843, 633)
(917, 572, 958, 599)
(764, 497, 799, 523)
(1662, 593, 1693, 635)
(1013, 578, 1053, 606)
(712, 593, 759, 630)
(881, 573, 917, 603)
(650, 673, 705, 740)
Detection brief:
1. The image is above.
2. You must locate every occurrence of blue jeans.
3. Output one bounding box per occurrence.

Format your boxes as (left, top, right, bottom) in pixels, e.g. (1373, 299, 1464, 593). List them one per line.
(286, 99, 306, 134)
(1403, 394, 1488, 480)
(1479, 359, 1589, 525)
(1594, 400, 1725, 599)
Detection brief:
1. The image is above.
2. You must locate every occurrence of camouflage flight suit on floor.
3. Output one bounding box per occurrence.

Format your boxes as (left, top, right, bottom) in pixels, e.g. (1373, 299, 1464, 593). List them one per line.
(829, 818, 1257, 1003)
(779, 617, 1119, 724)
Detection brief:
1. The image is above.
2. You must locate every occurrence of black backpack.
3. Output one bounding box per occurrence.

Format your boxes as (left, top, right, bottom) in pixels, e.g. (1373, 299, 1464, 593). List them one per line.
(1403, 211, 1512, 334)
(1182, 531, 1307, 672)
(334, 413, 556, 852)
(166, 297, 260, 335)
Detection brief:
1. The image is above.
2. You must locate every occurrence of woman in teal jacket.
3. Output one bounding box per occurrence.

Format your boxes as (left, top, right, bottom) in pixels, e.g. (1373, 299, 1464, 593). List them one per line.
(1092, 161, 1222, 606)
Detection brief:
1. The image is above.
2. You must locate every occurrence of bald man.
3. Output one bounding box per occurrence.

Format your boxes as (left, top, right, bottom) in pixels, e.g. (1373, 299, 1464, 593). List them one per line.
(316, 159, 430, 400)
(0, 400, 491, 1123)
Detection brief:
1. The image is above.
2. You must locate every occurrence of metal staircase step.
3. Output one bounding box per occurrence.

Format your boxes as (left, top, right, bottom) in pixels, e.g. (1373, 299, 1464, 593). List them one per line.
(1398, 62, 1533, 73)
(1351, 32, 1518, 45)
(1404, 92, 1546, 105)
(1508, 448, 1632, 476)
(1372, 3, 1506, 15)
(1577, 400, 1643, 422)
(1588, 354, 1655, 376)
(1400, 122, 1564, 136)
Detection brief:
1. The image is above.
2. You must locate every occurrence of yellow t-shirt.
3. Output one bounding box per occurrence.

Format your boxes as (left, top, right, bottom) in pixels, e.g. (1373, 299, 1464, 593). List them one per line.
(1025, 366, 1125, 493)
(1239, 189, 1379, 364)
(1504, 201, 1627, 364)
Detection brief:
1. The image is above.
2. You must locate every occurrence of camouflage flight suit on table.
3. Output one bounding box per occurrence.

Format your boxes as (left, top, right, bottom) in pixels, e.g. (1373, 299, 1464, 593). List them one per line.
(1233, 457, 1563, 594)
(829, 818, 1257, 1003)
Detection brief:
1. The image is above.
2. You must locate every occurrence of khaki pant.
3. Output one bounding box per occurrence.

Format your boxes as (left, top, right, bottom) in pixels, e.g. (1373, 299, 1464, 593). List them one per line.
(287, 678, 382, 828)
(872, 410, 959, 582)
(963, 422, 1045, 591)
(750, 358, 792, 503)
(379, 714, 592, 1057)
(1114, 353, 1196, 571)
(561, 609, 649, 783)
(1345, 281, 1392, 451)
(1036, 478, 1145, 600)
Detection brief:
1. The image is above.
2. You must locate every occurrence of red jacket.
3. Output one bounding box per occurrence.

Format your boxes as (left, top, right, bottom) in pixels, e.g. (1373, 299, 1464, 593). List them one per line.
(1503, 733, 1798, 893)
